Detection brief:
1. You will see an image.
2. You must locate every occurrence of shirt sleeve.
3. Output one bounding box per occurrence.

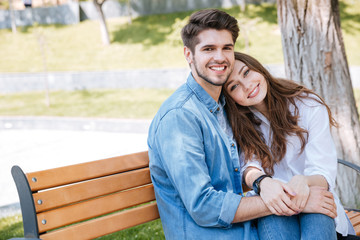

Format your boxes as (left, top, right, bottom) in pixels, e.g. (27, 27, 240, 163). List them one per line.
(240, 152, 264, 175)
(153, 108, 242, 228)
(302, 101, 337, 190)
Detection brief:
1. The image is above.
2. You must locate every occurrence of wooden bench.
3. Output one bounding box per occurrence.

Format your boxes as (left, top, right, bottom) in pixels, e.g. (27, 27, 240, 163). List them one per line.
(10, 151, 159, 240)
(10, 151, 360, 239)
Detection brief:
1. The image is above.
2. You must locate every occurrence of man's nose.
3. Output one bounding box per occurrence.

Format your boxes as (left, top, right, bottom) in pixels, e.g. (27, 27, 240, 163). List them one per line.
(213, 50, 226, 62)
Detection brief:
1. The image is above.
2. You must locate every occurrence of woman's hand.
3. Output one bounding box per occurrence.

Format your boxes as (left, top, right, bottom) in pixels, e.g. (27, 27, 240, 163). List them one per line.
(302, 186, 337, 218)
(287, 175, 310, 211)
(259, 177, 300, 216)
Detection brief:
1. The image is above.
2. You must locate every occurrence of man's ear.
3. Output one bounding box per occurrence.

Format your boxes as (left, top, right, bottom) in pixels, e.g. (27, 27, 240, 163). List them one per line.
(184, 46, 193, 64)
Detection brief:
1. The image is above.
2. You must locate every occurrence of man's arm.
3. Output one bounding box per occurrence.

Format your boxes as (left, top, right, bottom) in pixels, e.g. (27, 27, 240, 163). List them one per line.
(232, 195, 272, 223)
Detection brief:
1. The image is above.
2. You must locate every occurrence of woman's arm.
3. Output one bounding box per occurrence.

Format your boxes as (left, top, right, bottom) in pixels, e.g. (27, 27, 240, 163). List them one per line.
(287, 174, 328, 210)
(243, 167, 299, 216)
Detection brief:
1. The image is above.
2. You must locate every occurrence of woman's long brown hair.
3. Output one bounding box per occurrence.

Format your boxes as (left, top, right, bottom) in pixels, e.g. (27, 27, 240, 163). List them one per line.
(224, 52, 337, 175)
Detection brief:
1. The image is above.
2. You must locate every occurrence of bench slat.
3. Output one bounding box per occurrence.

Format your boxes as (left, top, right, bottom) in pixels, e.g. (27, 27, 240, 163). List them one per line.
(354, 224, 360, 236)
(39, 202, 160, 240)
(33, 168, 151, 213)
(37, 184, 156, 233)
(27, 151, 149, 191)
(346, 210, 360, 219)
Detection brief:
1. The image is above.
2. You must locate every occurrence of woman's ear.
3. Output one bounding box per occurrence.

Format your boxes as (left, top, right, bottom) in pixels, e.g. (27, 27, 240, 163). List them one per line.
(184, 46, 193, 64)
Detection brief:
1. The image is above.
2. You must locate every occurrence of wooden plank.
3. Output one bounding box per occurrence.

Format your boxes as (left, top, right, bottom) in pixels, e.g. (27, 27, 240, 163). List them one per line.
(346, 210, 360, 219)
(40, 203, 160, 240)
(33, 168, 151, 213)
(349, 214, 360, 228)
(27, 151, 149, 191)
(354, 224, 360, 236)
(37, 185, 156, 233)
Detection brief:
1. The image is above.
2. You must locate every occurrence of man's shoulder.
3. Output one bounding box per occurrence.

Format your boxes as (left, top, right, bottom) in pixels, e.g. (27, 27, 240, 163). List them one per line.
(155, 83, 200, 120)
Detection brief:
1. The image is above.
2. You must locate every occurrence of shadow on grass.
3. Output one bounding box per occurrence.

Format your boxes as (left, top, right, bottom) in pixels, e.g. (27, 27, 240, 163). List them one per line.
(339, 1, 360, 34)
(110, 3, 279, 46)
(111, 11, 192, 46)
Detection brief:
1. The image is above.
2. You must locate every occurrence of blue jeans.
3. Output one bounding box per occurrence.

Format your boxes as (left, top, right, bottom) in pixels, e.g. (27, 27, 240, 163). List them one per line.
(257, 213, 337, 240)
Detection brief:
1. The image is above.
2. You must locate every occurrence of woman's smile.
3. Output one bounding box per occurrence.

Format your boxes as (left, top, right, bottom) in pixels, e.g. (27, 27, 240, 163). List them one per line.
(248, 83, 260, 98)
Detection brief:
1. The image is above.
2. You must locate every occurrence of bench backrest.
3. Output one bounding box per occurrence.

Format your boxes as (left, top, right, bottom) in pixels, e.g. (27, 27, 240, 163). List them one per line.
(11, 151, 159, 240)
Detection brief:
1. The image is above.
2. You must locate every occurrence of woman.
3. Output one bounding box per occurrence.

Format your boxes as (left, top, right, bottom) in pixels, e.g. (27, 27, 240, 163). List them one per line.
(224, 52, 355, 239)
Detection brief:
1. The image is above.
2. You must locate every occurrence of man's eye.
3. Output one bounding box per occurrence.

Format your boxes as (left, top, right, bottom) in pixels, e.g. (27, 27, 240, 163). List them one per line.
(204, 48, 213, 51)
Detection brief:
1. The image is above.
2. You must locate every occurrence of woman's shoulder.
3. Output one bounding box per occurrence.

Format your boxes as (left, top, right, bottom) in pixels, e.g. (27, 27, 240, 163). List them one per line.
(293, 93, 324, 109)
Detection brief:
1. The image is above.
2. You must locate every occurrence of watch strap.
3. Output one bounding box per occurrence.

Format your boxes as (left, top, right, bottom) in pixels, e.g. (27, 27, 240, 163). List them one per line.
(253, 174, 272, 194)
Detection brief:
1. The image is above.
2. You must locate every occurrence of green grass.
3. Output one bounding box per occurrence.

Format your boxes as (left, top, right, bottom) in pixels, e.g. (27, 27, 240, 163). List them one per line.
(0, 214, 164, 240)
(0, 89, 175, 119)
(0, 214, 23, 240)
(0, 0, 359, 72)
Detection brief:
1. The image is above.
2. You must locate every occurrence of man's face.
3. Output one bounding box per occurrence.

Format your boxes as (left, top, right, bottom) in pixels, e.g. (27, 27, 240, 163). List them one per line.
(185, 29, 235, 88)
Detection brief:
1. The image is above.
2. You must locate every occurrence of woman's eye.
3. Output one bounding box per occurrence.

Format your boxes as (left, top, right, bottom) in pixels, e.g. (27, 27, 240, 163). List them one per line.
(244, 69, 249, 77)
(230, 84, 238, 91)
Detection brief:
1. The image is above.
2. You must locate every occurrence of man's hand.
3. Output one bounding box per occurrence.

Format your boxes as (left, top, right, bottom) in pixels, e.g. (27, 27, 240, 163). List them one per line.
(287, 175, 310, 211)
(302, 186, 337, 218)
(260, 178, 300, 216)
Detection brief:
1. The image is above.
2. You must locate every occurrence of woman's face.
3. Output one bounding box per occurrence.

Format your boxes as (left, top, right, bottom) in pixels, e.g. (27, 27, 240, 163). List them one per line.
(225, 60, 268, 113)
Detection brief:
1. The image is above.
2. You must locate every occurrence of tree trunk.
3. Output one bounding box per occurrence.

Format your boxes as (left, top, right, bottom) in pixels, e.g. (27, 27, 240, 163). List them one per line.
(277, 0, 360, 208)
(126, 0, 132, 24)
(93, 0, 110, 45)
(239, 0, 246, 12)
(8, 0, 17, 34)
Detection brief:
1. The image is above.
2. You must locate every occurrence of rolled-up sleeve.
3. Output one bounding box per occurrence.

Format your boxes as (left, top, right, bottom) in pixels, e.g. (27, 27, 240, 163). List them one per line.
(153, 108, 242, 228)
(303, 103, 337, 190)
(240, 152, 264, 175)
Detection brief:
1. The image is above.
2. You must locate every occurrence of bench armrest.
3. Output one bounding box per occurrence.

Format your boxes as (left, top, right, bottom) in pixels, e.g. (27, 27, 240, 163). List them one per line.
(338, 159, 360, 174)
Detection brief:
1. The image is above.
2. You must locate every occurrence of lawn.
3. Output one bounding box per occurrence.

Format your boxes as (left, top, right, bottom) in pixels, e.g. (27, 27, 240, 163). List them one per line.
(0, 214, 165, 240)
(0, 89, 175, 119)
(0, 0, 359, 72)
(1, 1, 360, 239)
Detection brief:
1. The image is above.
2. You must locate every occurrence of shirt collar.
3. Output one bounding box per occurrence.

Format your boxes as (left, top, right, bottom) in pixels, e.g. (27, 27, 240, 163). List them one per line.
(186, 73, 221, 114)
(249, 106, 270, 126)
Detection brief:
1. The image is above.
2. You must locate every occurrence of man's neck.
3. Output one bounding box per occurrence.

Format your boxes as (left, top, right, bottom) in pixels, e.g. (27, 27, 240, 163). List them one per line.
(193, 76, 222, 102)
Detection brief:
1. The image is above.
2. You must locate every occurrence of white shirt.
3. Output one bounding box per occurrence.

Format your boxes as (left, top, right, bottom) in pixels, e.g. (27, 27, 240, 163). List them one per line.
(241, 96, 350, 236)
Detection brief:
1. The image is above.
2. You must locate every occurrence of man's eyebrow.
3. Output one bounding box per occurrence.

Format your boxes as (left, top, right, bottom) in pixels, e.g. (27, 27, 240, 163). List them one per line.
(199, 44, 215, 49)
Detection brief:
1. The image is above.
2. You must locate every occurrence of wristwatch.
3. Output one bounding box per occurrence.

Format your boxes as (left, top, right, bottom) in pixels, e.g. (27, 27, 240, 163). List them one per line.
(253, 174, 272, 194)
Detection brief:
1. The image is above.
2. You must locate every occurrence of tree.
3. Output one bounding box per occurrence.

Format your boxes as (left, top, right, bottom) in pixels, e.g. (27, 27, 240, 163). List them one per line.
(277, 0, 360, 207)
(8, 0, 16, 34)
(93, 0, 132, 45)
(93, 0, 110, 45)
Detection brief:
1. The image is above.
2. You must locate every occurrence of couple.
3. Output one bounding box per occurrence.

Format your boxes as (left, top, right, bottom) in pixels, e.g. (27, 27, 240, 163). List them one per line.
(147, 9, 356, 240)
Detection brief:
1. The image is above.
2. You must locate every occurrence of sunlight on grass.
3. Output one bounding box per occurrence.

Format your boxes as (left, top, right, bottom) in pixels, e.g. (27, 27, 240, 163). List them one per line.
(0, 214, 23, 240)
(0, 89, 175, 119)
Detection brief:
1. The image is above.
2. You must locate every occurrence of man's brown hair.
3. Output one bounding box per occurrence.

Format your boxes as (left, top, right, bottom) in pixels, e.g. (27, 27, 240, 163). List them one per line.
(181, 9, 239, 53)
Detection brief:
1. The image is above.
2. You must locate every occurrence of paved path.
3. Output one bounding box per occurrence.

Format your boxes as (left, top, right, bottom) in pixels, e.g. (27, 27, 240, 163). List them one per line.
(0, 117, 151, 218)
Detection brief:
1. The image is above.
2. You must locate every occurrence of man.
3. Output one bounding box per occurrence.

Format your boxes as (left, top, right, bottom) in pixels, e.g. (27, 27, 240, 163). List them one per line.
(147, 9, 336, 239)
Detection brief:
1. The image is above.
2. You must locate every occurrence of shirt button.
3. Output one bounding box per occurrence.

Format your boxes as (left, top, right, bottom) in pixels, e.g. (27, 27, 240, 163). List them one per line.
(231, 143, 235, 147)
(210, 109, 213, 113)
(234, 168, 239, 172)
(217, 107, 220, 111)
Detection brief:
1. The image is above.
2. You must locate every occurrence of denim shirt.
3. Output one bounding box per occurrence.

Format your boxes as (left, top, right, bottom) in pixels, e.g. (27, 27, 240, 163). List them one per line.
(148, 74, 258, 240)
